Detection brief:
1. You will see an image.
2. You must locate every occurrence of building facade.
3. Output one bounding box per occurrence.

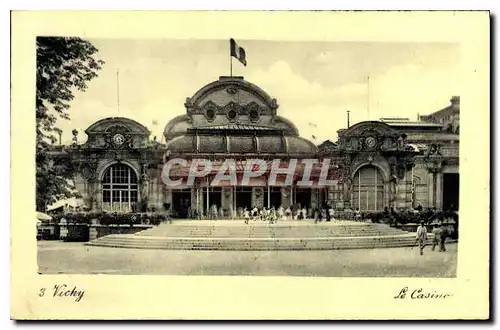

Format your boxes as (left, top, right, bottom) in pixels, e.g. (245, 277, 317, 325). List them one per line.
(53, 77, 459, 217)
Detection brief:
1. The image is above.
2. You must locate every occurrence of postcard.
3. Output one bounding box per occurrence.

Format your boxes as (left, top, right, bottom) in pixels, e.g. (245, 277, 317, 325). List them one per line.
(11, 10, 490, 320)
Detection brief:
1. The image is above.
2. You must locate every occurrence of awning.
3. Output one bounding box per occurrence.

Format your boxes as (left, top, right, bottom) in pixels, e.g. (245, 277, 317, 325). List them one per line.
(36, 212, 52, 221)
(46, 197, 84, 211)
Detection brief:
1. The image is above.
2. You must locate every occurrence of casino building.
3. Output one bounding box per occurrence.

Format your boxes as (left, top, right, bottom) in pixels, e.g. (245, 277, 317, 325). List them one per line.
(55, 76, 459, 218)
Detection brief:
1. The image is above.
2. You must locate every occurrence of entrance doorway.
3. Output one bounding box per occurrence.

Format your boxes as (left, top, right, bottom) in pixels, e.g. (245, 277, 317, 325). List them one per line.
(265, 186, 282, 209)
(202, 187, 222, 211)
(295, 188, 312, 209)
(235, 187, 252, 210)
(443, 173, 459, 211)
(172, 189, 191, 218)
(352, 165, 384, 212)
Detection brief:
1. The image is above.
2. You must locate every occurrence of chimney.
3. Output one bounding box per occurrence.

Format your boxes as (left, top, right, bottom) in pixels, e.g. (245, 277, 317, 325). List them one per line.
(450, 96, 460, 107)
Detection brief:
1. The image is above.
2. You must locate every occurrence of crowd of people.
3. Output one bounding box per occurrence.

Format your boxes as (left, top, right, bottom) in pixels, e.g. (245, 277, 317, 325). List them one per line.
(169, 202, 458, 227)
(179, 203, 339, 224)
(239, 204, 339, 224)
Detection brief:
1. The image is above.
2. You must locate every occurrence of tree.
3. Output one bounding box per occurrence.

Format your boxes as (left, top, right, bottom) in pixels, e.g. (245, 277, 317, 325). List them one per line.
(36, 37, 104, 211)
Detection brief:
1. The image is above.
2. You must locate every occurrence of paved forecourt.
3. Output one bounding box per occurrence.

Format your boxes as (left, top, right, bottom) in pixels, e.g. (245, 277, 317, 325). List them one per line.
(38, 240, 457, 277)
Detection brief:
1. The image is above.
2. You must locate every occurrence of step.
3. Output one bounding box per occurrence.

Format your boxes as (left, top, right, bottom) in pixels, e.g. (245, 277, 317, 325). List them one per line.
(86, 221, 430, 250)
(86, 233, 434, 251)
(136, 223, 407, 239)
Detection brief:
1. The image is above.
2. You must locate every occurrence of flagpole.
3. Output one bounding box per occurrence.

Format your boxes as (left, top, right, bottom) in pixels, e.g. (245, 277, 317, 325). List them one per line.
(367, 76, 370, 121)
(229, 39, 233, 77)
(116, 69, 120, 114)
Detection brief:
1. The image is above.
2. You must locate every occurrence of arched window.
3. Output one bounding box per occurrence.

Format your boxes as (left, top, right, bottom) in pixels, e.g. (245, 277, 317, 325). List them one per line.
(102, 163, 138, 212)
(352, 166, 384, 212)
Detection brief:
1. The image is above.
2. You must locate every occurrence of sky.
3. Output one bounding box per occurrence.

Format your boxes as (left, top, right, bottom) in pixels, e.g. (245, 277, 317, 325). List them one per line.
(55, 39, 460, 144)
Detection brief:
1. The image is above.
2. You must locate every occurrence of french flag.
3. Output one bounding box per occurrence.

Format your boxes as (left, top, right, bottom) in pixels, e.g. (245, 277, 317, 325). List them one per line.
(230, 38, 247, 66)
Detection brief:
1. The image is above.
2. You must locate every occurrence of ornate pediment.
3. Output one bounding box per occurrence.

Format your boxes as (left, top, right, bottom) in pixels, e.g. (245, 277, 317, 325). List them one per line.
(187, 77, 278, 113)
(340, 121, 399, 138)
(338, 121, 406, 153)
(85, 117, 150, 135)
(83, 117, 150, 149)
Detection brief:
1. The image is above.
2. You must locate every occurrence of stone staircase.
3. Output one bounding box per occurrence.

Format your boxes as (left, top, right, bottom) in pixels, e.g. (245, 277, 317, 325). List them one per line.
(136, 221, 408, 238)
(86, 220, 434, 251)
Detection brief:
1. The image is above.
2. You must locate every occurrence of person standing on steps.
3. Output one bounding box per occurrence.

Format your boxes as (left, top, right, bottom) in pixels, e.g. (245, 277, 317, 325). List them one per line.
(277, 206, 284, 222)
(251, 206, 258, 221)
(243, 207, 250, 225)
(301, 206, 307, 221)
(416, 221, 428, 255)
(325, 204, 331, 222)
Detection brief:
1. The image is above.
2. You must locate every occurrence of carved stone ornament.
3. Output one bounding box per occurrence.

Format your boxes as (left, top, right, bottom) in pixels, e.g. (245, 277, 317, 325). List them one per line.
(339, 155, 352, 183)
(364, 136, 377, 150)
(112, 133, 125, 146)
(105, 133, 133, 149)
(184, 97, 193, 108)
(203, 100, 217, 111)
(141, 163, 150, 181)
(103, 125, 133, 149)
(193, 101, 268, 116)
(224, 101, 240, 112)
(226, 86, 237, 95)
(81, 162, 99, 182)
(425, 144, 442, 158)
(426, 160, 443, 173)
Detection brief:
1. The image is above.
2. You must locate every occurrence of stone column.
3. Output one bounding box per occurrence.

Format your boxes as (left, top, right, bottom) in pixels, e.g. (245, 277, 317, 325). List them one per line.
(190, 188, 197, 217)
(383, 183, 389, 209)
(92, 180, 102, 212)
(222, 187, 233, 218)
(281, 187, 291, 208)
(435, 171, 444, 210)
(89, 218, 99, 241)
(164, 188, 172, 208)
(59, 218, 68, 240)
(311, 188, 318, 210)
(427, 171, 435, 208)
(394, 169, 413, 210)
(342, 180, 352, 210)
(395, 180, 407, 210)
(148, 176, 160, 211)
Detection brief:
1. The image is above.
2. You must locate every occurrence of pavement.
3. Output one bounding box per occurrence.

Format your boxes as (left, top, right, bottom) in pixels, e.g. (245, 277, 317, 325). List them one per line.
(38, 240, 457, 277)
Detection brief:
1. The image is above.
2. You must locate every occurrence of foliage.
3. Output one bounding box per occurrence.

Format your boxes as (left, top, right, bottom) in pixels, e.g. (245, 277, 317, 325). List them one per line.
(59, 212, 100, 224)
(36, 37, 104, 211)
(375, 209, 459, 226)
(59, 212, 166, 226)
